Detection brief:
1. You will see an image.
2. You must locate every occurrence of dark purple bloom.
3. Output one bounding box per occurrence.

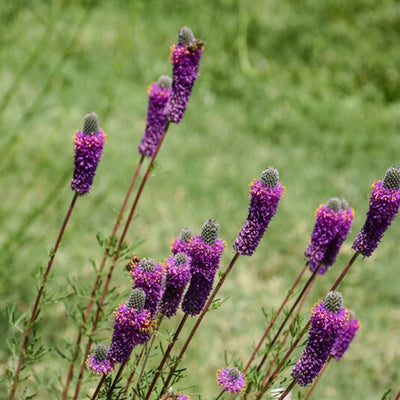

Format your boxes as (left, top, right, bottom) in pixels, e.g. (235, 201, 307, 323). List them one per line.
(138, 76, 171, 157)
(305, 199, 354, 274)
(129, 258, 164, 318)
(291, 292, 349, 387)
(87, 343, 114, 374)
(71, 112, 106, 195)
(233, 168, 285, 256)
(216, 367, 246, 393)
(163, 27, 204, 124)
(352, 172, 400, 256)
(159, 253, 191, 318)
(330, 316, 361, 360)
(108, 302, 152, 364)
(181, 220, 226, 316)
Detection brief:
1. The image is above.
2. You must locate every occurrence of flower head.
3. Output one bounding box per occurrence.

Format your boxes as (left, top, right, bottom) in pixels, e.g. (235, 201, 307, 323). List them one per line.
(129, 258, 164, 318)
(159, 388, 191, 400)
(181, 220, 226, 316)
(216, 367, 246, 393)
(87, 343, 114, 374)
(138, 76, 172, 157)
(163, 26, 204, 124)
(291, 291, 349, 386)
(233, 167, 284, 256)
(330, 313, 361, 360)
(159, 252, 191, 318)
(305, 198, 354, 274)
(71, 112, 106, 195)
(108, 292, 153, 364)
(170, 227, 194, 255)
(352, 167, 400, 256)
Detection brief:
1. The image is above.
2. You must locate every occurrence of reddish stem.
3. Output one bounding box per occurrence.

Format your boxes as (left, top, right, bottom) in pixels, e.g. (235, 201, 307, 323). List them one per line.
(243, 263, 308, 374)
(278, 380, 296, 400)
(161, 253, 241, 394)
(9, 192, 78, 400)
(62, 156, 144, 400)
(143, 313, 189, 400)
(90, 374, 107, 400)
(304, 358, 330, 399)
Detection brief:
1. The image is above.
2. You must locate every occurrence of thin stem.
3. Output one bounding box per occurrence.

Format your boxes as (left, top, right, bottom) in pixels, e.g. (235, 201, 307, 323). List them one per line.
(254, 266, 319, 375)
(395, 391, 400, 400)
(144, 313, 189, 400)
(126, 346, 146, 399)
(109, 362, 127, 396)
(304, 359, 330, 399)
(215, 389, 226, 400)
(73, 122, 170, 400)
(161, 253, 241, 394)
(90, 374, 107, 400)
(255, 320, 311, 400)
(62, 155, 145, 400)
(256, 251, 361, 398)
(263, 277, 315, 384)
(129, 315, 164, 399)
(9, 192, 79, 400)
(243, 263, 308, 374)
(277, 379, 296, 400)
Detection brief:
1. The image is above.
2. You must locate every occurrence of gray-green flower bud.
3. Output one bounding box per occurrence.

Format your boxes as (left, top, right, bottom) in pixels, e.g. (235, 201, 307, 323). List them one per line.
(139, 258, 157, 271)
(228, 367, 240, 379)
(201, 219, 219, 246)
(158, 75, 172, 89)
(127, 288, 146, 310)
(260, 167, 279, 187)
(180, 227, 194, 243)
(174, 252, 187, 265)
(177, 26, 195, 45)
(94, 343, 109, 361)
(326, 198, 341, 212)
(323, 290, 343, 313)
(383, 166, 400, 189)
(83, 111, 100, 135)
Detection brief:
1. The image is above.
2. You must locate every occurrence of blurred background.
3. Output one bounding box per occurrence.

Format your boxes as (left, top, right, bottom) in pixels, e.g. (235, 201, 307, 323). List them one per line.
(1, 0, 399, 398)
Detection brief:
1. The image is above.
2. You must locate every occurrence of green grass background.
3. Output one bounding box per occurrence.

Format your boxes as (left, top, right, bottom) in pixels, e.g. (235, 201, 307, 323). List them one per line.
(1, 0, 400, 398)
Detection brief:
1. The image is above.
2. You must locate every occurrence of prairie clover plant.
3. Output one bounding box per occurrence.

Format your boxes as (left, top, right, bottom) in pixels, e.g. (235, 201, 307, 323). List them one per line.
(8, 22, 400, 400)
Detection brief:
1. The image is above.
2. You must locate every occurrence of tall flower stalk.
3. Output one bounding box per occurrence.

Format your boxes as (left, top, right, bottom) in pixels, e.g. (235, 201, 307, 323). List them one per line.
(10, 111, 106, 400)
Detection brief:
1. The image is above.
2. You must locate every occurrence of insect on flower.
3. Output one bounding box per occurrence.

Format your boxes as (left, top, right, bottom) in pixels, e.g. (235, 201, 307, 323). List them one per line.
(125, 255, 141, 272)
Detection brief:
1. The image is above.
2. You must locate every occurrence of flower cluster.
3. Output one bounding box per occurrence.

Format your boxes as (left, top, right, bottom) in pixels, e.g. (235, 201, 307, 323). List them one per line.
(129, 258, 164, 318)
(305, 198, 354, 274)
(233, 167, 284, 256)
(291, 291, 349, 386)
(330, 314, 361, 361)
(71, 112, 106, 195)
(181, 219, 226, 316)
(138, 75, 172, 157)
(86, 344, 114, 375)
(216, 367, 246, 393)
(170, 227, 194, 255)
(163, 26, 204, 124)
(352, 167, 400, 257)
(159, 252, 191, 318)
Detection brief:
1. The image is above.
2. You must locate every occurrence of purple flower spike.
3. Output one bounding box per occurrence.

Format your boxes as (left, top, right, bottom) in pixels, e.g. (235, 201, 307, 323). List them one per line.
(233, 167, 284, 256)
(330, 315, 361, 360)
(305, 198, 354, 274)
(86, 343, 114, 374)
(71, 112, 106, 195)
(159, 253, 191, 318)
(181, 220, 226, 316)
(352, 167, 400, 257)
(108, 299, 153, 364)
(138, 76, 172, 157)
(129, 258, 164, 318)
(291, 291, 349, 387)
(163, 26, 204, 124)
(159, 390, 190, 400)
(216, 367, 246, 393)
